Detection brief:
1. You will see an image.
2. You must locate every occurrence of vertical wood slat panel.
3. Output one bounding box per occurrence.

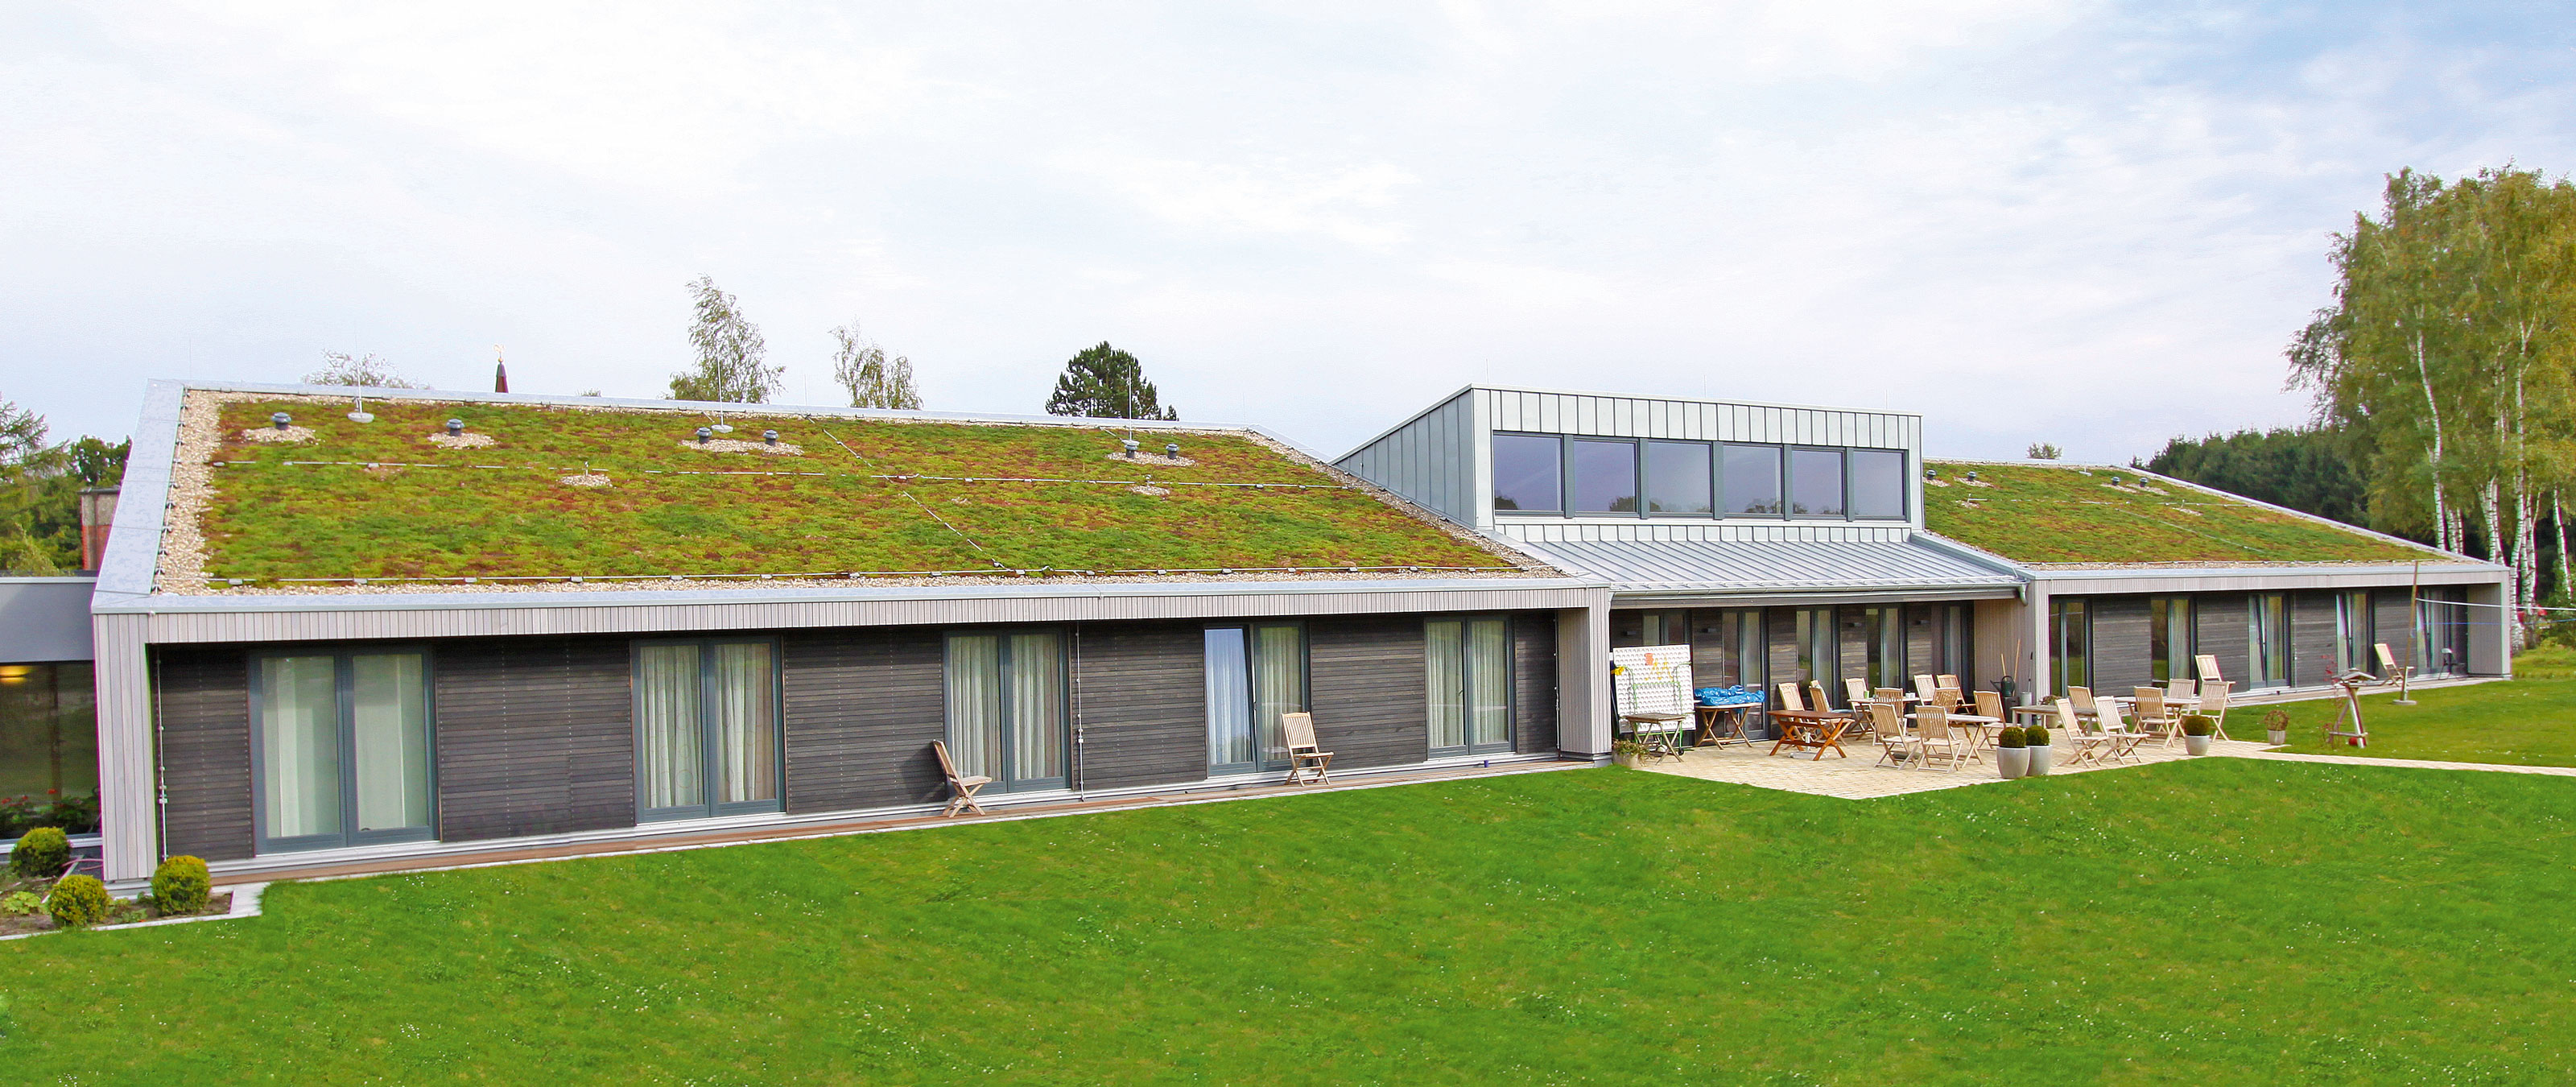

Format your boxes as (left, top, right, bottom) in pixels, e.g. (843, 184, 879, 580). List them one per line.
(155, 645, 254, 862)
(1307, 614, 1430, 769)
(435, 636, 635, 842)
(2198, 594, 2250, 682)
(2291, 591, 2339, 688)
(781, 626, 947, 812)
(2088, 597, 2153, 693)
(1072, 621, 1208, 790)
(1513, 612, 1559, 754)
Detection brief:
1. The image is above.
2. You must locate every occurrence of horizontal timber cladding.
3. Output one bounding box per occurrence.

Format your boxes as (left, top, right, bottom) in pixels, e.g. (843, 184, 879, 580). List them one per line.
(2088, 597, 2152, 694)
(1071, 622, 1210, 791)
(1903, 605, 1935, 679)
(2196, 594, 2249, 684)
(2373, 589, 2417, 671)
(433, 637, 635, 841)
(154, 646, 254, 862)
(1765, 609, 1802, 687)
(2292, 592, 2340, 687)
(1513, 613, 1558, 754)
(1305, 613, 1431, 769)
(779, 626, 948, 813)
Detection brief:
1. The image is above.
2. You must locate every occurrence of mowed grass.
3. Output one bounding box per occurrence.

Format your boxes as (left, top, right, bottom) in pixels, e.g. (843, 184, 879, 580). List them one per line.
(1921, 460, 2435, 564)
(196, 398, 1509, 582)
(6, 763, 2574, 1084)
(2256, 664, 2576, 767)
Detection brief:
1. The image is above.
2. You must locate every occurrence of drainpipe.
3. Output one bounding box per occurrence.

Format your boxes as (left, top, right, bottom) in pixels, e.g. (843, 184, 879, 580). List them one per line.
(1071, 625, 1086, 800)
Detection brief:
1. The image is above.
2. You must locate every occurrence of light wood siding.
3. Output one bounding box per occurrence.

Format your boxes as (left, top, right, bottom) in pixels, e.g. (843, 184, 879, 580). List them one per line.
(1513, 612, 1558, 754)
(1307, 614, 1430, 769)
(434, 637, 635, 842)
(1333, 390, 1478, 524)
(780, 626, 947, 813)
(2292, 592, 2339, 688)
(2087, 597, 2153, 694)
(1072, 622, 1208, 791)
(154, 646, 254, 862)
(2197, 595, 2248, 683)
(2373, 590, 2417, 672)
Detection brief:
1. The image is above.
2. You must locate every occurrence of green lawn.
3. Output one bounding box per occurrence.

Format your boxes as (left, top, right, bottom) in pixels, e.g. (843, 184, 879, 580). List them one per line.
(6, 762, 2574, 1083)
(2254, 663, 2576, 767)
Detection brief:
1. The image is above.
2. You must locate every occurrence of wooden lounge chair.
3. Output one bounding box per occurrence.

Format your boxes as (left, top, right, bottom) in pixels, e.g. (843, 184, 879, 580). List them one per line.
(2372, 643, 2413, 688)
(931, 740, 993, 817)
(1282, 712, 1334, 784)
(1807, 680, 1836, 715)
(1870, 701, 1918, 768)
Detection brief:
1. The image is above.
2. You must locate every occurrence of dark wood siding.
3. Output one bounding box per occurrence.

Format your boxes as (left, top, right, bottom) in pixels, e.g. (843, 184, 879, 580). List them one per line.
(1307, 614, 1429, 769)
(433, 637, 635, 842)
(781, 626, 947, 812)
(2088, 597, 2152, 694)
(1513, 612, 1558, 754)
(1072, 622, 1208, 791)
(2196, 594, 2248, 684)
(2292, 591, 2339, 687)
(155, 647, 254, 862)
(2374, 590, 2417, 672)
(1903, 604, 1936, 680)
(1765, 609, 1801, 688)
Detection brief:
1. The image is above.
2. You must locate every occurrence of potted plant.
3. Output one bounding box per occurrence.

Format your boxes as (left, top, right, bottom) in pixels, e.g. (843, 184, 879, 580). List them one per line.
(2262, 708, 2291, 746)
(1611, 738, 1647, 769)
(2182, 714, 2216, 756)
(1993, 725, 2028, 779)
(2025, 723, 2055, 776)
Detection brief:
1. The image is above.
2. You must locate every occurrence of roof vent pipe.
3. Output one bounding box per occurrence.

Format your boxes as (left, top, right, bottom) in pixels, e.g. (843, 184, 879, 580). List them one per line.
(1966, 470, 1979, 482)
(763, 429, 778, 444)
(270, 412, 292, 430)
(447, 418, 464, 436)
(1121, 439, 1141, 458)
(348, 396, 374, 424)
(696, 427, 713, 444)
(1924, 466, 1938, 479)
(1165, 442, 1179, 457)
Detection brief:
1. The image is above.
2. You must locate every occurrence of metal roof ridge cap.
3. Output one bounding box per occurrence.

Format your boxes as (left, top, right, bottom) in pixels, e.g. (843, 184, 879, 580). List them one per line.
(1453, 382, 1923, 421)
(1909, 531, 2033, 580)
(94, 378, 187, 597)
(92, 577, 1612, 614)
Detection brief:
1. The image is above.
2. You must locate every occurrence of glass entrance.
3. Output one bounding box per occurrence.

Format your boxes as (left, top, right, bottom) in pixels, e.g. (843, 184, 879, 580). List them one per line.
(945, 631, 1068, 792)
(1427, 617, 1512, 754)
(254, 650, 434, 853)
(1206, 623, 1306, 774)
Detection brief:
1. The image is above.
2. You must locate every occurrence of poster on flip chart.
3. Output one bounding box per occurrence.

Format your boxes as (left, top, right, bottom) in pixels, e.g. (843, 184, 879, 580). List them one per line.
(1610, 644, 1695, 728)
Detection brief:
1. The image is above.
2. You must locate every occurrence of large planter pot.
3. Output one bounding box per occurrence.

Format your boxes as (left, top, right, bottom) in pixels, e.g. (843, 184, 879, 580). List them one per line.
(1995, 746, 2029, 779)
(2026, 742, 2055, 776)
(1612, 750, 1643, 769)
(2185, 734, 2212, 756)
(2265, 729, 2288, 746)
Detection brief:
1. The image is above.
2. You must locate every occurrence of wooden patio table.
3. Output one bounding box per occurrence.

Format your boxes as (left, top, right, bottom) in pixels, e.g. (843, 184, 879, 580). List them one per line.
(1767, 709, 1853, 760)
(1695, 703, 1760, 748)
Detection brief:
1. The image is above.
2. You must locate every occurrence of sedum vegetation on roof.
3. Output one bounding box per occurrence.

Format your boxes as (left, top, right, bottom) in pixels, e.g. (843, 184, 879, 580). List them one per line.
(171, 394, 1530, 590)
(1920, 460, 2451, 566)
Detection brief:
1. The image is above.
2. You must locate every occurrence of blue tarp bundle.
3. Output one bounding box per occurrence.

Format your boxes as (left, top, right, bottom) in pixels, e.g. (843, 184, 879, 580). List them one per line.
(1695, 685, 1763, 708)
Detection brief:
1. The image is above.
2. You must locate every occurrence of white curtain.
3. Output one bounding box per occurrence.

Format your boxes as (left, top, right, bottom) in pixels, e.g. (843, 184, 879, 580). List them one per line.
(946, 634, 1003, 780)
(1249, 624, 1303, 766)
(712, 643, 777, 804)
(259, 655, 341, 839)
(638, 643, 701, 810)
(1007, 632, 1065, 783)
(1204, 628, 1253, 767)
(1468, 618, 1511, 747)
(1426, 620, 1464, 750)
(349, 652, 430, 833)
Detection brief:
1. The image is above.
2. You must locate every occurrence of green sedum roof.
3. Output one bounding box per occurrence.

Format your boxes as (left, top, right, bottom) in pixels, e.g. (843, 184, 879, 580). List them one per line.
(1921, 460, 2448, 566)
(179, 395, 1525, 589)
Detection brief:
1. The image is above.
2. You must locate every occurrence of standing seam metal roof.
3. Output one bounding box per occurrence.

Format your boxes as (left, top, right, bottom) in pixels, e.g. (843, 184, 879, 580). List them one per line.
(1511, 535, 2024, 594)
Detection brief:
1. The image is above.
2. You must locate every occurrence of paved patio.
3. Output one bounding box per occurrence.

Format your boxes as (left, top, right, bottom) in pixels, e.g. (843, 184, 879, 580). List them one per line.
(1637, 734, 2280, 799)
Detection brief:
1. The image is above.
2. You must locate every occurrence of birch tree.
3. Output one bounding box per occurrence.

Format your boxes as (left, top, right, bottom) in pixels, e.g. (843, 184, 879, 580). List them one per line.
(669, 276, 782, 403)
(830, 324, 923, 410)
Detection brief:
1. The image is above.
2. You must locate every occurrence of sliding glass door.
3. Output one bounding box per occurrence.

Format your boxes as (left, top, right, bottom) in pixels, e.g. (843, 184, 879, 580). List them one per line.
(945, 630, 1068, 792)
(253, 649, 434, 853)
(2149, 597, 2195, 683)
(636, 639, 782, 821)
(1206, 623, 1307, 774)
(1427, 617, 1513, 755)
(2249, 593, 2291, 688)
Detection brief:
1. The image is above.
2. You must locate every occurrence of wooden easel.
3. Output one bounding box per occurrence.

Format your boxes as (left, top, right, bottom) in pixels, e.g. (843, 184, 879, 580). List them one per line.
(2324, 670, 2372, 748)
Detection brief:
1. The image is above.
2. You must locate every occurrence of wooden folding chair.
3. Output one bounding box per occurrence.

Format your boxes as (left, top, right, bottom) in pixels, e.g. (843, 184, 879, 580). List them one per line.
(2372, 643, 2413, 688)
(1807, 680, 1835, 715)
(1936, 673, 1962, 693)
(2066, 685, 2099, 724)
(2091, 702, 2149, 765)
(1912, 674, 1938, 702)
(1844, 677, 1872, 709)
(2194, 654, 2223, 686)
(1870, 701, 1918, 768)
(1973, 689, 2005, 723)
(1933, 685, 1963, 712)
(1913, 706, 1969, 771)
(2054, 698, 2114, 765)
(1775, 682, 1806, 713)
(2196, 681, 2235, 742)
(2132, 687, 2180, 749)
(1282, 712, 1334, 784)
(931, 740, 993, 816)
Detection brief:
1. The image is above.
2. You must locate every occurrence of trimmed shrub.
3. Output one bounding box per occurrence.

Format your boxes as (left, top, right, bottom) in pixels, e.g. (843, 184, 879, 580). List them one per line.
(46, 874, 112, 928)
(2024, 724, 2053, 746)
(2182, 714, 2217, 737)
(9, 826, 69, 878)
(152, 855, 212, 915)
(1995, 726, 2026, 748)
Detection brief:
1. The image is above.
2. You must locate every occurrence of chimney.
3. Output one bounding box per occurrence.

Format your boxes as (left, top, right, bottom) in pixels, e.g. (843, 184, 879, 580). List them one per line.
(494, 353, 510, 394)
(79, 487, 118, 572)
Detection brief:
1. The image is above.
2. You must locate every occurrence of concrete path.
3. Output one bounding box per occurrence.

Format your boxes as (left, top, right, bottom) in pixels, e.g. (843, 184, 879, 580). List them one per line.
(2242, 751, 2576, 778)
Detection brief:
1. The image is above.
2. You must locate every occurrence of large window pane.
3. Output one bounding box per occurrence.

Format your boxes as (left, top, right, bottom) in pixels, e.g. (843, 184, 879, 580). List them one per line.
(258, 655, 342, 841)
(1426, 620, 1465, 750)
(2149, 597, 2194, 683)
(0, 663, 98, 827)
(1490, 434, 1562, 513)
(1721, 444, 1782, 515)
(2052, 599, 2091, 694)
(1249, 625, 1304, 766)
(349, 652, 431, 833)
(1847, 448, 1905, 519)
(1467, 618, 1511, 746)
(945, 634, 1004, 781)
(1569, 439, 1639, 514)
(638, 644, 704, 811)
(1645, 440, 1714, 515)
(1006, 633, 1066, 784)
(1788, 448, 1844, 518)
(711, 643, 778, 805)
(2252, 593, 2289, 687)
(1204, 627, 1252, 767)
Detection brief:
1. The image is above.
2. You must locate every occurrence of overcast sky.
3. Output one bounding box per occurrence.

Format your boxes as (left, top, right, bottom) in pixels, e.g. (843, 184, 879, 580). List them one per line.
(6, 2, 2570, 461)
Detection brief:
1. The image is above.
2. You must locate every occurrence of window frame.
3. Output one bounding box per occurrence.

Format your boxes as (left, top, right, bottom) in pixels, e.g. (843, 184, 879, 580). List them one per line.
(1203, 620, 1311, 775)
(2050, 598, 2091, 696)
(247, 643, 440, 854)
(1425, 614, 1517, 757)
(631, 635, 787, 824)
(1488, 432, 1567, 514)
(941, 626, 1073, 795)
(1487, 432, 1908, 523)
(2148, 597, 2197, 684)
